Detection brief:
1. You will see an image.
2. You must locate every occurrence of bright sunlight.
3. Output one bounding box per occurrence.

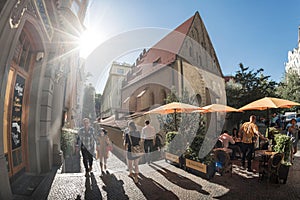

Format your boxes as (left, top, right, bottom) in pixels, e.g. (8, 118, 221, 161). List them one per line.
(79, 29, 104, 58)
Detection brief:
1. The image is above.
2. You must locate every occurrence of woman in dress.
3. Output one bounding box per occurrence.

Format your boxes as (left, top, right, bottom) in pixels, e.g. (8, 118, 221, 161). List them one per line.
(124, 121, 141, 183)
(96, 128, 111, 174)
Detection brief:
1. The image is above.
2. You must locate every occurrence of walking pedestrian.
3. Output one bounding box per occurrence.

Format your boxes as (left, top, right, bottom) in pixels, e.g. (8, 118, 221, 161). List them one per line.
(122, 128, 129, 171)
(238, 115, 268, 172)
(141, 120, 156, 164)
(124, 121, 141, 183)
(77, 118, 96, 176)
(96, 128, 112, 174)
(286, 118, 299, 162)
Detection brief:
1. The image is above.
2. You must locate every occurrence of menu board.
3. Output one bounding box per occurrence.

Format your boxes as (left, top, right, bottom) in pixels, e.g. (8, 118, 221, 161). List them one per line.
(11, 75, 25, 150)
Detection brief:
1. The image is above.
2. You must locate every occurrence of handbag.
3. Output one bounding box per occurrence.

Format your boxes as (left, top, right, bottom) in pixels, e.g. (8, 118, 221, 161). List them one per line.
(129, 133, 144, 157)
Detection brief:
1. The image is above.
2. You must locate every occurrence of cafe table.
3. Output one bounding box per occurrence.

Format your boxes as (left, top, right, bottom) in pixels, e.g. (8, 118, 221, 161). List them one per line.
(255, 150, 277, 179)
(256, 150, 276, 157)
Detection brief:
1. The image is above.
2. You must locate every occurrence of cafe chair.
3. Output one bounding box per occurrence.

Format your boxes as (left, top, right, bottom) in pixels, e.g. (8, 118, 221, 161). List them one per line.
(259, 152, 283, 183)
(214, 149, 232, 176)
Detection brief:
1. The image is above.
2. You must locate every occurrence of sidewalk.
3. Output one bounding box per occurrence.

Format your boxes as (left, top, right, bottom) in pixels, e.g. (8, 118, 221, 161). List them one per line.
(13, 149, 300, 200)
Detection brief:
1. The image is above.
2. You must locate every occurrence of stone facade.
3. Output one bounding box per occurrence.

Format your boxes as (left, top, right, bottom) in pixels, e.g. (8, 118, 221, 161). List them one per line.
(0, 0, 88, 199)
(118, 13, 226, 159)
(101, 62, 132, 119)
(121, 12, 225, 131)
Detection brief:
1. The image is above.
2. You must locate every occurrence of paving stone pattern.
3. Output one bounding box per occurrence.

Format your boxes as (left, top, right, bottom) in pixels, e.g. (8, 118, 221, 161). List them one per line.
(13, 148, 300, 200)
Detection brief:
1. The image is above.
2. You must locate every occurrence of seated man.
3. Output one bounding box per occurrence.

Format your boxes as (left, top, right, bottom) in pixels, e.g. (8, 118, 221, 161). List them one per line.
(219, 130, 238, 159)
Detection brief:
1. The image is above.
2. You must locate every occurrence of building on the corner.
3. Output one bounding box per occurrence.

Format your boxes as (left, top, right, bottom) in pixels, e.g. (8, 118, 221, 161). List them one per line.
(120, 12, 225, 129)
(285, 26, 300, 75)
(223, 75, 235, 83)
(0, 0, 88, 199)
(101, 61, 132, 119)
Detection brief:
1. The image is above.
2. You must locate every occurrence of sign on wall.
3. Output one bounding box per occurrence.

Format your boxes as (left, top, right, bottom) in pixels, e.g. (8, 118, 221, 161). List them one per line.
(11, 75, 25, 150)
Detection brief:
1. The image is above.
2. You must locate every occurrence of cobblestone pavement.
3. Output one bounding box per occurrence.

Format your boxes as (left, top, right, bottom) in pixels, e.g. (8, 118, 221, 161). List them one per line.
(45, 149, 300, 200)
(12, 147, 300, 200)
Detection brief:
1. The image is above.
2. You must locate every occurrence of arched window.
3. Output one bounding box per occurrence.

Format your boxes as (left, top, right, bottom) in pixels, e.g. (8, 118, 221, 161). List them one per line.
(189, 46, 193, 57)
(195, 94, 202, 106)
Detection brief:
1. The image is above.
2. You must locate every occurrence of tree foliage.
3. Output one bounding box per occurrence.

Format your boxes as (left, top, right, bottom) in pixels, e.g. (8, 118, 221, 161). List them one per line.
(226, 63, 277, 125)
(277, 69, 300, 110)
(226, 63, 277, 108)
(82, 83, 96, 121)
(95, 93, 102, 118)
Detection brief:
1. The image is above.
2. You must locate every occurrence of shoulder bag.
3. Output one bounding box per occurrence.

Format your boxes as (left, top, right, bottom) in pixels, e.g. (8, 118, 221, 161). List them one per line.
(129, 133, 144, 157)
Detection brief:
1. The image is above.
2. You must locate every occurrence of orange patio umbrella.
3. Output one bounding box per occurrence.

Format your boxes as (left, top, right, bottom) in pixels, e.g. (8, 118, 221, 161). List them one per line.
(238, 97, 300, 133)
(194, 104, 240, 113)
(238, 97, 300, 111)
(144, 102, 202, 115)
(144, 102, 202, 130)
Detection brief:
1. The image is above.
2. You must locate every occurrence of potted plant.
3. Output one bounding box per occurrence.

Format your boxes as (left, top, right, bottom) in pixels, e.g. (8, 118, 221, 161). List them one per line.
(61, 127, 78, 158)
(273, 134, 292, 184)
(184, 147, 215, 180)
(183, 126, 216, 180)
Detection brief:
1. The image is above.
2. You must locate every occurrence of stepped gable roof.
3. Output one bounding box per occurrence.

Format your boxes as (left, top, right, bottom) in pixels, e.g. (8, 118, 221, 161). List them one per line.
(138, 14, 195, 66)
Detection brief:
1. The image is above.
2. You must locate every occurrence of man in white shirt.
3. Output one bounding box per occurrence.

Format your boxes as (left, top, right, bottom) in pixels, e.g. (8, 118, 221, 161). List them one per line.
(141, 120, 156, 164)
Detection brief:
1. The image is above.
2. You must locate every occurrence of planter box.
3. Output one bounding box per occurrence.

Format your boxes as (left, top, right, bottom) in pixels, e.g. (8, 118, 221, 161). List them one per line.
(185, 158, 215, 180)
(185, 158, 207, 173)
(165, 152, 182, 167)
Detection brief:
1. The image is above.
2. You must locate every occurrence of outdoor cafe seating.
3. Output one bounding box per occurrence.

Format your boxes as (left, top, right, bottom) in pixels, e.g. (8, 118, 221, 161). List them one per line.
(214, 149, 233, 176)
(257, 150, 284, 183)
(213, 140, 233, 176)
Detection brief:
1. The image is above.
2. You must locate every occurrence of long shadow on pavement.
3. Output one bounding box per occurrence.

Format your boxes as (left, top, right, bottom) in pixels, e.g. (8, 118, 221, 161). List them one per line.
(100, 171, 129, 200)
(150, 163, 210, 195)
(136, 173, 179, 200)
(84, 173, 102, 200)
(209, 163, 293, 200)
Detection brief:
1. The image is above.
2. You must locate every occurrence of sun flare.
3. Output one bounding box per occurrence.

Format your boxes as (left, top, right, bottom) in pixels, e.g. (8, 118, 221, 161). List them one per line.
(79, 29, 103, 58)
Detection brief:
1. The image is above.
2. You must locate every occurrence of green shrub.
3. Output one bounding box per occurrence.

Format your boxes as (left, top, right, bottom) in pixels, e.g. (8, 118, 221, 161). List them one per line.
(61, 128, 77, 157)
(274, 134, 292, 166)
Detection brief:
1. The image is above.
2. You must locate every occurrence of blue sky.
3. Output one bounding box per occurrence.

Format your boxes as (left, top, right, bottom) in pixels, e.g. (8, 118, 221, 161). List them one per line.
(83, 0, 300, 93)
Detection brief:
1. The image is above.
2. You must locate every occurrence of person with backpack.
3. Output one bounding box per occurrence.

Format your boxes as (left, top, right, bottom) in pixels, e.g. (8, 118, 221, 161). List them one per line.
(238, 115, 268, 172)
(77, 118, 96, 176)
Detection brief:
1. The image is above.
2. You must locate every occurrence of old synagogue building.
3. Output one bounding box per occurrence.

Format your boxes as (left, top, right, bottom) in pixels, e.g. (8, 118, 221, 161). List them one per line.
(121, 12, 225, 125)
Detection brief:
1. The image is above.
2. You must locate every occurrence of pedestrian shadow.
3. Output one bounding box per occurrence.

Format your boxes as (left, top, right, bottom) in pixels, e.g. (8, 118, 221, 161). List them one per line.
(84, 173, 102, 200)
(150, 163, 210, 195)
(100, 171, 129, 200)
(136, 173, 179, 200)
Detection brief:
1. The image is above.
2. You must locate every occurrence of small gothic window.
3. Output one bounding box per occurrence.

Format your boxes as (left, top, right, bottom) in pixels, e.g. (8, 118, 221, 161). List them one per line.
(189, 47, 193, 56)
(196, 94, 202, 106)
